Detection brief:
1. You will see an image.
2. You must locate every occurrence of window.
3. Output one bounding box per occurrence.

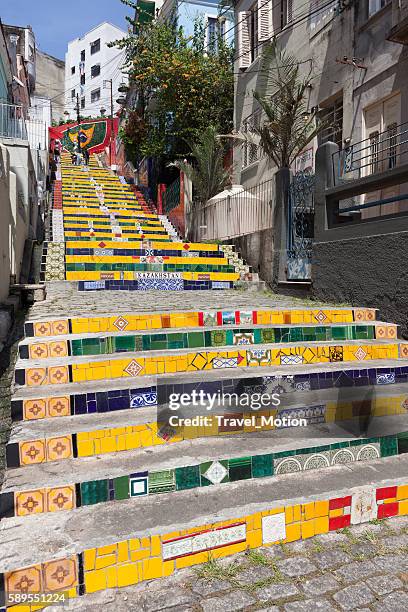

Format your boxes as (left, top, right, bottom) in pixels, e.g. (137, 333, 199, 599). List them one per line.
(71, 66, 75, 75)
(250, 3, 259, 64)
(80, 74, 85, 85)
(280, 0, 293, 29)
(71, 89, 76, 99)
(318, 96, 344, 149)
(368, 0, 390, 17)
(91, 64, 101, 78)
(81, 97, 85, 109)
(207, 17, 218, 50)
(80, 49, 85, 62)
(91, 38, 101, 55)
(91, 88, 101, 103)
(242, 109, 261, 168)
(310, 0, 336, 32)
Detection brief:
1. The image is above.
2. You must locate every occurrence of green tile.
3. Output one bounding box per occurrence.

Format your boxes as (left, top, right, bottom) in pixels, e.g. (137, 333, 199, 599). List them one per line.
(189, 331, 206, 348)
(252, 454, 274, 478)
(261, 329, 275, 344)
(228, 456, 252, 481)
(80, 479, 108, 505)
(332, 327, 347, 341)
(175, 465, 201, 490)
(380, 436, 398, 457)
(148, 469, 176, 494)
(114, 336, 136, 352)
(211, 330, 227, 346)
(114, 476, 130, 500)
(397, 432, 408, 454)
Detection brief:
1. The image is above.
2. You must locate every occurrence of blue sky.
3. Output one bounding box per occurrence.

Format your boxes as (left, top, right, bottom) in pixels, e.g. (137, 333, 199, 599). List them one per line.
(0, 0, 133, 60)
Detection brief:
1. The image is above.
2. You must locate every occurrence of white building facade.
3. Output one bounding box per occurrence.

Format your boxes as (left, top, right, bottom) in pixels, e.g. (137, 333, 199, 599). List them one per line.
(64, 22, 126, 119)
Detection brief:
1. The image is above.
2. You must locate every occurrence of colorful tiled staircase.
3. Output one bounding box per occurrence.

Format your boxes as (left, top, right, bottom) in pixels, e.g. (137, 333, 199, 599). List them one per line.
(43, 153, 256, 291)
(1, 155, 408, 610)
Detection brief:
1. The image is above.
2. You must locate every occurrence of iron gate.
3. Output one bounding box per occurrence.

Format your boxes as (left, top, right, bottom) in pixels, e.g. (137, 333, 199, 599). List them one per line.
(286, 171, 315, 280)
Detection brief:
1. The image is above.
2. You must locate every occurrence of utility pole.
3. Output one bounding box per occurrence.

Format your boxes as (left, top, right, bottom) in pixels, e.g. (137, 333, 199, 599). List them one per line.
(103, 79, 114, 166)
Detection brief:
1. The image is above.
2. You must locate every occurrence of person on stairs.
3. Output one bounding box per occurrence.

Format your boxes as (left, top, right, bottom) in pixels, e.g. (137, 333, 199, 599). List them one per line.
(83, 146, 90, 165)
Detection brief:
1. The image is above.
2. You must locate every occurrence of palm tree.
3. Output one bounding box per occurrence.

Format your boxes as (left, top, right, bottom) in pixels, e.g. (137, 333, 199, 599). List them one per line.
(169, 125, 231, 205)
(226, 39, 326, 168)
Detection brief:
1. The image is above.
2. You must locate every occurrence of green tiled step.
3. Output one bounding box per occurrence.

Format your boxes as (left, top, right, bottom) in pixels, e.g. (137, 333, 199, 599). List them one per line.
(65, 263, 236, 273)
(18, 322, 389, 360)
(3, 412, 407, 518)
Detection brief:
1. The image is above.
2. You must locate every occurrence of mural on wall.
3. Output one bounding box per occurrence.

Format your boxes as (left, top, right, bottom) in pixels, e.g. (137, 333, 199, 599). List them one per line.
(49, 118, 119, 154)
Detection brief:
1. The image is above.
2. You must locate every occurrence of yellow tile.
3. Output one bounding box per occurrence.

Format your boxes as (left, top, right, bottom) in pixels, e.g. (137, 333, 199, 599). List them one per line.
(285, 506, 293, 523)
(77, 440, 94, 457)
(292, 505, 302, 522)
(163, 560, 175, 577)
(176, 551, 209, 568)
(95, 554, 117, 569)
(314, 516, 329, 535)
(83, 548, 96, 571)
(303, 503, 315, 520)
(130, 549, 150, 562)
(329, 508, 343, 518)
(117, 541, 129, 563)
(396, 485, 408, 501)
(84, 569, 107, 593)
(150, 535, 161, 557)
(314, 500, 329, 518)
(301, 519, 315, 539)
(100, 436, 117, 454)
(285, 523, 302, 543)
(97, 544, 117, 556)
(246, 529, 262, 548)
(398, 500, 408, 515)
(117, 562, 139, 587)
(141, 557, 163, 580)
(106, 566, 118, 589)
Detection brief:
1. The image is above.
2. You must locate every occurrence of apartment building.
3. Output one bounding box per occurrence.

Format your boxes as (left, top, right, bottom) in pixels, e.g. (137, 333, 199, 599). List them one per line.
(64, 22, 126, 119)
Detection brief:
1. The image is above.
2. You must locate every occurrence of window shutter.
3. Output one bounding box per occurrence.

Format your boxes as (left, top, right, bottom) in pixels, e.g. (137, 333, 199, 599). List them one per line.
(288, 0, 293, 22)
(238, 12, 251, 69)
(258, 0, 272, 42)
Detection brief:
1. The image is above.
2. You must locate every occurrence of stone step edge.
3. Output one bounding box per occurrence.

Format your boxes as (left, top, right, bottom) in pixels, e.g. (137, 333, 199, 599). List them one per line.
(0, 455, 407, 582)
(2, 417, 406, 521)
(18, 321, 396, 348)
(15, 339, 405, 371)
(12, 358, 408, 402)
(24, 305, 372, 329)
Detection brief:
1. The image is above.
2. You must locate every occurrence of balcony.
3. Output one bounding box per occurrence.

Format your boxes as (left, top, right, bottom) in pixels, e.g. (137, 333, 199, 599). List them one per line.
(0, 103, 28, 141)
(388, 0, 408, 44)
(332, 120, 408, 184)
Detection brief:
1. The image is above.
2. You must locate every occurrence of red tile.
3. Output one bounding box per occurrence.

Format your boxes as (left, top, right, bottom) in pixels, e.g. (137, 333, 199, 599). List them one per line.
(329, 515, 351, 531)
(198, 312, 204, 327)
(376, 486, 397, 501)
(217, 312, 222, 326)
(377, 502, 399, 519)
(235, 311, 240, 324)
(253, 311, 258, 324)
(329, 496, 352, 510)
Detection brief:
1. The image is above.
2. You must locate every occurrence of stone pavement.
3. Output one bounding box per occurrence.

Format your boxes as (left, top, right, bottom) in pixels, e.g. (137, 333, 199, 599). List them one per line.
(50, 515, 408, 612)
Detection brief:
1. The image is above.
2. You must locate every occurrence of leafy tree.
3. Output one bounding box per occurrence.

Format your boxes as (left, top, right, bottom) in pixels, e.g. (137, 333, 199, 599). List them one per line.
(112, 1, 234, 159)
(169, 125, 231, 205)
(227, 39, 326, 168)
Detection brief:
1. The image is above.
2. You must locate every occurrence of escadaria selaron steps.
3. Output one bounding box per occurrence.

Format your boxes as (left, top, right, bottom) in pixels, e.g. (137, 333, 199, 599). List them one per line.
(0, 155, 408, 610)
(44, 152, 254, 291)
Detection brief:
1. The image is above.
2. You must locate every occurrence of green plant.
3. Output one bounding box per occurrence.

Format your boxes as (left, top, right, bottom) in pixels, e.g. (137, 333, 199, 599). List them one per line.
(112, 1, 234, 159)
(169, 126, 231, 205)
(225, 39, 327, 169)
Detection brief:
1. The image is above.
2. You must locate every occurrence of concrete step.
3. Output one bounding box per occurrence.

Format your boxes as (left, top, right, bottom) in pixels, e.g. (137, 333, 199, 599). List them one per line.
(10, 361, 408, 421)
(2, 414, 407, 521)
(0, 453, 407, 603)
(13, 339, 406, 389)
(16, 321, 398, 361)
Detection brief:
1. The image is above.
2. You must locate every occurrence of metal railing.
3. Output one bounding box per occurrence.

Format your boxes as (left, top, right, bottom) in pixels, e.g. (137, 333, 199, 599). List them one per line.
(0, 102, 28, 140)
(163, 176, 181, 214)
(333, 120, 408, 183)
(197, 179, 274, 241)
